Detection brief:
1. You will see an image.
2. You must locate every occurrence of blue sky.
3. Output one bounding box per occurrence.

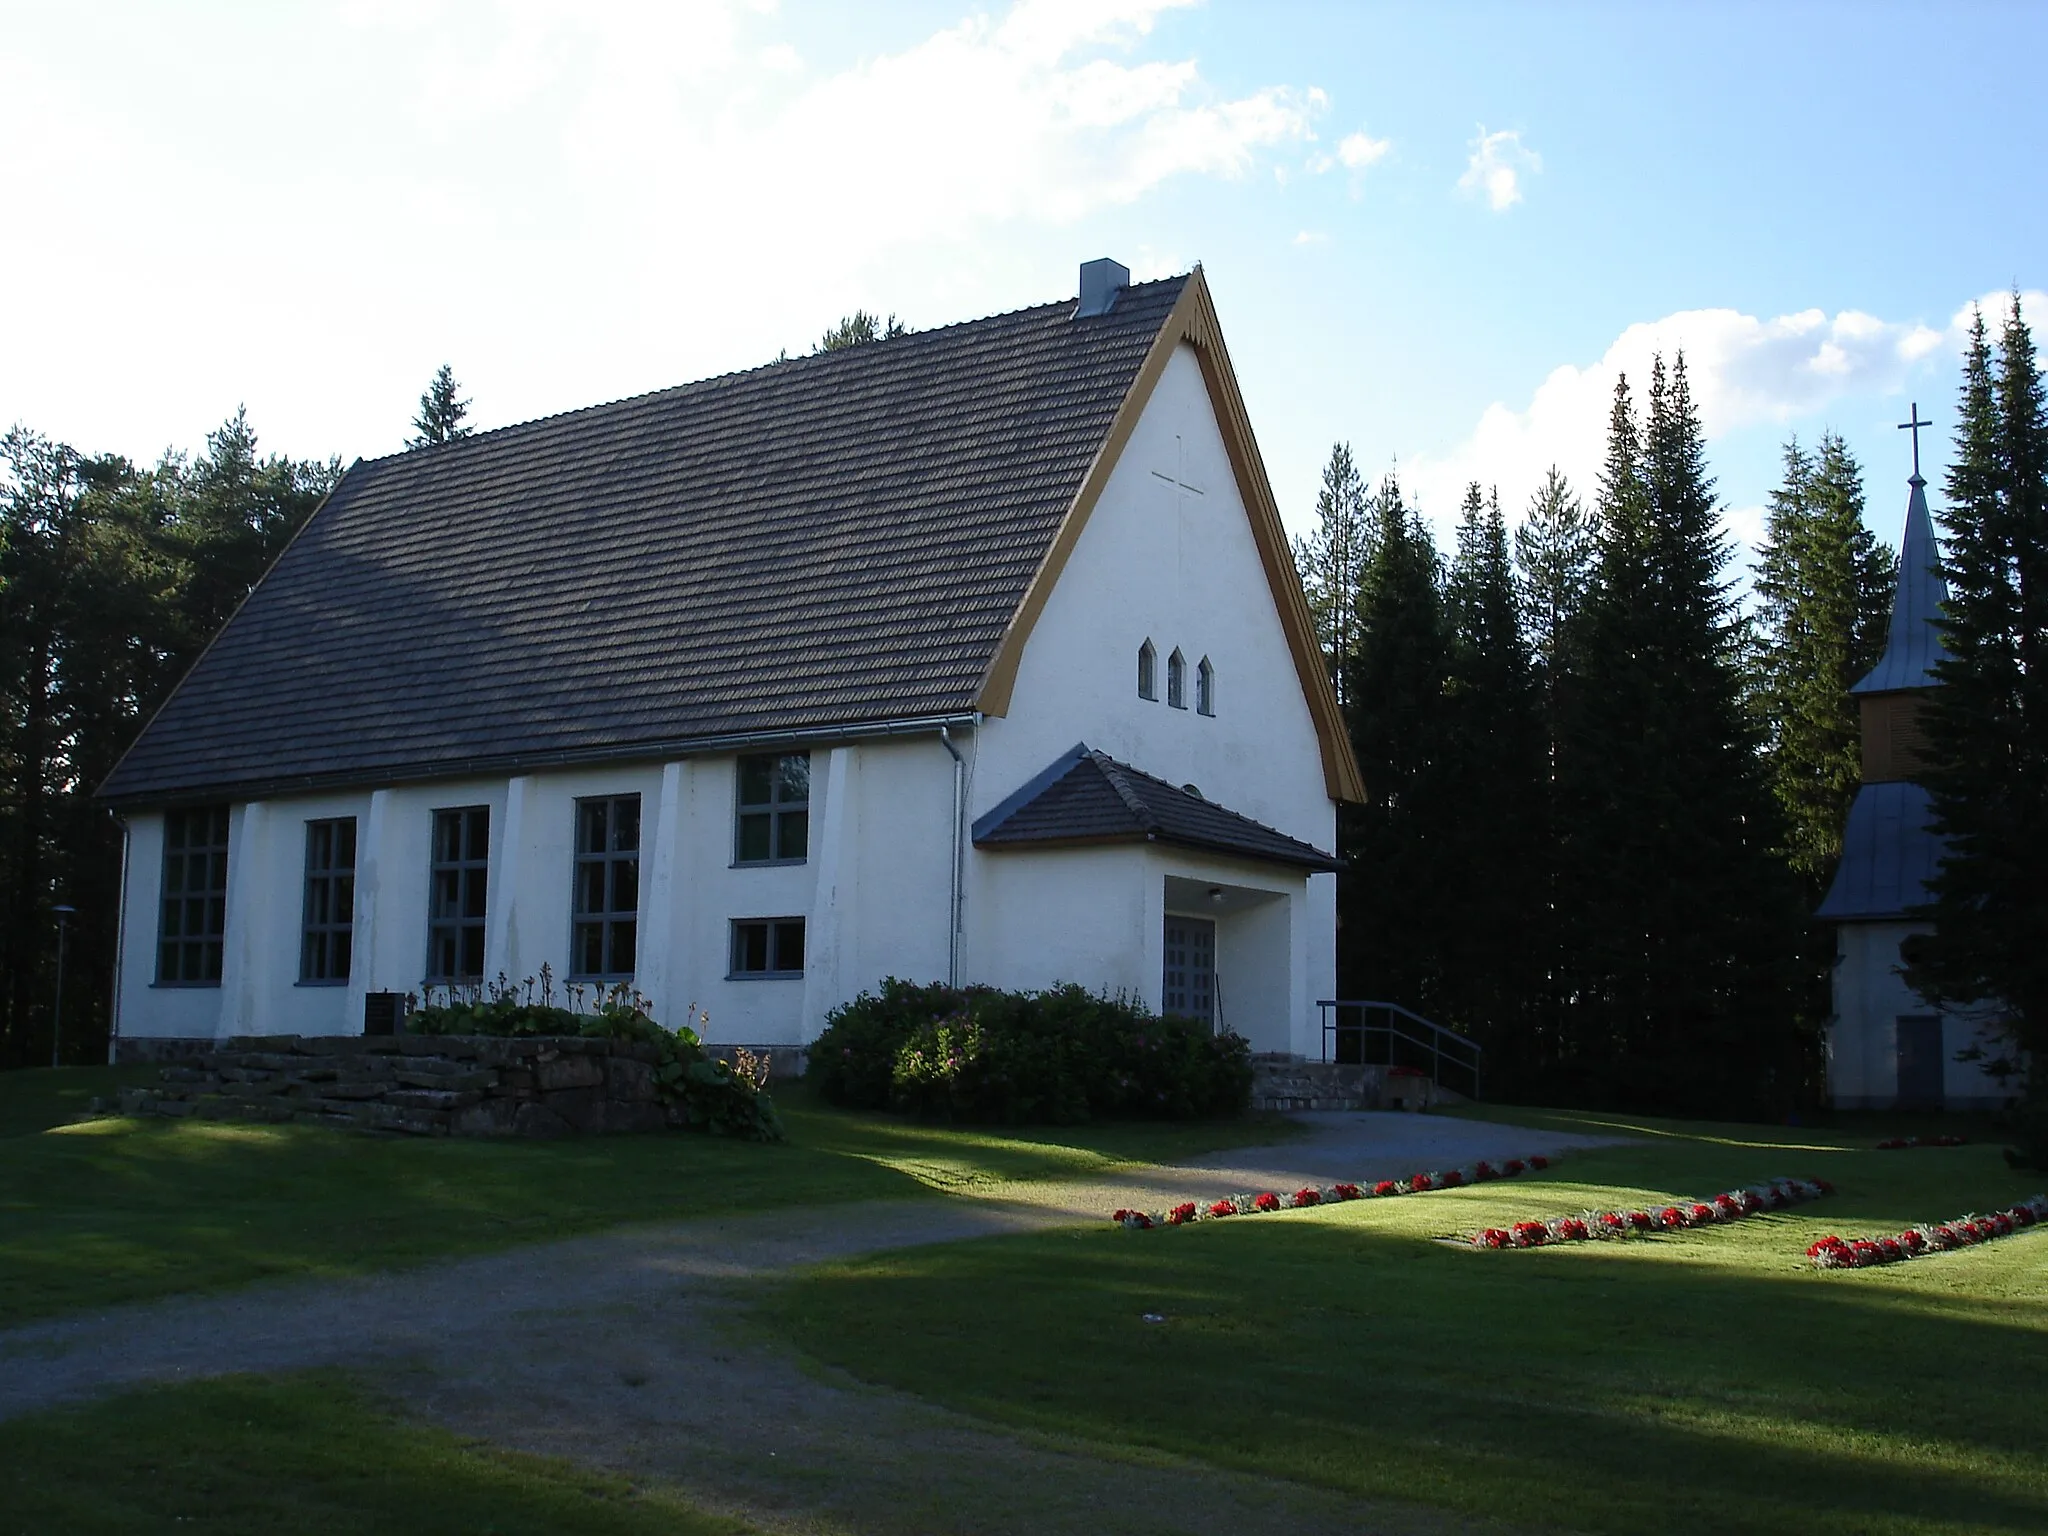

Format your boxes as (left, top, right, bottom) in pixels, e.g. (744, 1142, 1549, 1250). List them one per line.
(3, 0, 2042, 568)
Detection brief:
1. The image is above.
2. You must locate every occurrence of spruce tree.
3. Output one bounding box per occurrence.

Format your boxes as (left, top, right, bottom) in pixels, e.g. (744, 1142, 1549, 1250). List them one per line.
(1292, 442, 1372, 703)
(1440, 483, 1546, 1082)
(1514, 465, 1594, 688)
(1555, 358, 1800, 1112)
(1752, 432, 1895, 891)
(1340, 471, 1454, 1015)
(1905, 298, 2048, 1158)
(409, 364, 472, 447)
(813, 311, 907, 353)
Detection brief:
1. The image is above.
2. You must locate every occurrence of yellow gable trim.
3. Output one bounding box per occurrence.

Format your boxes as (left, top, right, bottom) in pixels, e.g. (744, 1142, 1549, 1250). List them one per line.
(973, 268, 1365, 805)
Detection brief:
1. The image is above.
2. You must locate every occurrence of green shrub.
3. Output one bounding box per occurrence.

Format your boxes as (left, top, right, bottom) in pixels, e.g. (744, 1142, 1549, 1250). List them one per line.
(407, 976, 783, 1142)
(814, 979, 1251, 1125)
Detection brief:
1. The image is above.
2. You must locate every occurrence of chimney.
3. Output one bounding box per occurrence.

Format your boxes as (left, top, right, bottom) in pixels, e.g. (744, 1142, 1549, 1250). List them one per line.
(1076, 257, 1129, 318)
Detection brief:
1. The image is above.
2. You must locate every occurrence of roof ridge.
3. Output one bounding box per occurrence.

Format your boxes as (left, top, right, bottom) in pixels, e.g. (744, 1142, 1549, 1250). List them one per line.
(357, 274, 1194, 472)
(1088, 749, 1157, 827)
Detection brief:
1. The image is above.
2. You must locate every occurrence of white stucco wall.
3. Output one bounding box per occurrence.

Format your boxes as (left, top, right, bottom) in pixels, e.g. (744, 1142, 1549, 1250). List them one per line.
(1828, 920, 2013, 1109)
(113, 336, 1343, 1056)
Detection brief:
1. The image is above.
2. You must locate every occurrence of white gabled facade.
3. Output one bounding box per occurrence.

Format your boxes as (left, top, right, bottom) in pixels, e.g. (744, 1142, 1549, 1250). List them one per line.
(113, 273, 1347, 1061)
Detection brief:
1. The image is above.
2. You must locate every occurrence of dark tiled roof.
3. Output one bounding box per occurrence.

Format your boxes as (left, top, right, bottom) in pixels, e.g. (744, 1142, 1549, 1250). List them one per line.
(1817, 780, 1945, 921)
(972, 744, 1339, 871)
(100, 277, 1190, 804)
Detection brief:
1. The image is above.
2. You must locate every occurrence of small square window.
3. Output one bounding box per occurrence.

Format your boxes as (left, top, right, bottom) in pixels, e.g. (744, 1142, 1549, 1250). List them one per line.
(730, 917, 805, 977)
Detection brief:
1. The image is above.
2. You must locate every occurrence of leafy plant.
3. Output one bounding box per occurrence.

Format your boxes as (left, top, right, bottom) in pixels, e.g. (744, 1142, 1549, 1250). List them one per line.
(814, 979, 1250, 1126)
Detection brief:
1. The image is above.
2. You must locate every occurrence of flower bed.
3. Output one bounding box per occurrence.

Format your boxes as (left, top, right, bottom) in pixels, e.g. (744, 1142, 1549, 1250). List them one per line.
(1806, 1194, 2047, 1268)
(1875, 1134, 1968, 1150)
(1109, 1155, 1553, 1229)
(1465, 1176, 1834, 1249)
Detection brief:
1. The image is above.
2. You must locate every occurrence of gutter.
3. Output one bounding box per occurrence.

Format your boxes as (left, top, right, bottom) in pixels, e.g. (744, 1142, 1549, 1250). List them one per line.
(100, 711, 983, 811)
(108, 815, 129, 1063)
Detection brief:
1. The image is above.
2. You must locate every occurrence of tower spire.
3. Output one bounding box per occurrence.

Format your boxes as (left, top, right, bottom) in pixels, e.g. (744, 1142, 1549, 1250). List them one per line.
(1852, 415, 1949, 696)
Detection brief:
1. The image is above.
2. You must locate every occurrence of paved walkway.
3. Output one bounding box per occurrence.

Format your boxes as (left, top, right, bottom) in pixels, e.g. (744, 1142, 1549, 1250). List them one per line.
(2, 1111, 1619, 1534)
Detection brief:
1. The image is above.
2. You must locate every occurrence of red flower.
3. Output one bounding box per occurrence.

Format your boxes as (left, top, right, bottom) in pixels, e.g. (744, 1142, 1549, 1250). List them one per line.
(1293, 1187, 1322, 1207)
(1208, 1199, 1236, 1218)
(1371, 1181, 1398, 1198)
(1331, 1183, 1362, 1201)
(1690, 1203, 1715, 1223)
(1598, 1212, 1625, 1230)
(1477, 1228, 1510, 1249)
(1558, 1217, 1590, 1240)
(1441, 1169, 1465, 1188)
(1504, 1159, 1526, 1176)
(1168, 1202, 1198, 1226)
(1410, 1174, 1434, 1192)
(1529, 1155, 1550, 1171)
(1878, 1238, 1904, 1261)
(1658, 1206, 1686, 1228)
(1474, 1161, 1497, 1181)
(1511, 1220, 1548, 1247)
(1627, 1211, 1654, 1232)
(1253, 1191, 1282, 1213)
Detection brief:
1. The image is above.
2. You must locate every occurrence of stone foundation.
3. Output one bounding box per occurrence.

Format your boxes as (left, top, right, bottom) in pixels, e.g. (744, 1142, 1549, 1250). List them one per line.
(119, 1034, 717, 1137)
(1248, 1056, 1461, 1112)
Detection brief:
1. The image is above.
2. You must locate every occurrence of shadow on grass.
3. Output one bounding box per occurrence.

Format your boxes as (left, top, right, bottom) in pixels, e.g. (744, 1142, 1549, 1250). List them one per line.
(0, 1370, 753, 1534)
(769, 1182, 2048, 1536)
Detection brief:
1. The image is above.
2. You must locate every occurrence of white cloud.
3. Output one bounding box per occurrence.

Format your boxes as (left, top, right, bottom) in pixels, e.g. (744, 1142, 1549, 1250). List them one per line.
(1458, 125, 1538, 211)
(1338, 129, 1390, 168)
(1403, 296, 2046, 537)
(1292, 229, 1327, 246)
(0, 0, 1332, 464)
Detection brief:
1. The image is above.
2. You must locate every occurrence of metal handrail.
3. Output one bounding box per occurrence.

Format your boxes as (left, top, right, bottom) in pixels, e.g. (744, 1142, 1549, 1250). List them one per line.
(1316, 999, 1482, 1099)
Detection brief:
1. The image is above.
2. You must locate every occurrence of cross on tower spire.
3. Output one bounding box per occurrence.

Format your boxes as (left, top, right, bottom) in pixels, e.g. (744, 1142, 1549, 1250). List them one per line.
(1898, 402, 1932, 482)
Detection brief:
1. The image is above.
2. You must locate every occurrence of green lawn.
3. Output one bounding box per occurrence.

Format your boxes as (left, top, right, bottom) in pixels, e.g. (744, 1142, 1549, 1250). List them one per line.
(0, 1371, 757, 1534)
(767, 1109, 2048, 1536)
(0, 1066, 1297, 1324)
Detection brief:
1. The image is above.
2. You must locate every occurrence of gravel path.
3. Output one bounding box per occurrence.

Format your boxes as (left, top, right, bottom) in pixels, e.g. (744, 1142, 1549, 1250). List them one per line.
(2, 1110, 1621, 1534)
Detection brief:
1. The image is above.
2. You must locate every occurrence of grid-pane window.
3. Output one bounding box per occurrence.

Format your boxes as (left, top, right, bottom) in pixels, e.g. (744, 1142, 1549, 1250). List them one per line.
(572, 795, 639, 978)
(735, 752, 810, 864)
(427, 806, 490, 982)
(300, 818, 357, 983)
(730, 917, 805, 976)
(158, 805, 230, 984)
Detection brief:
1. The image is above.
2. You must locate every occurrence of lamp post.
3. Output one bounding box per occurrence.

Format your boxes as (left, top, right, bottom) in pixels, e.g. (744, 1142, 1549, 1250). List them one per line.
(51, 904, 75, 1070)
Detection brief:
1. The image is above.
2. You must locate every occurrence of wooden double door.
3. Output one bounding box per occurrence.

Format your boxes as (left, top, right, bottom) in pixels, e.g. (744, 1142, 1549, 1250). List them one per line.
(1163, 915, 1216, 1027)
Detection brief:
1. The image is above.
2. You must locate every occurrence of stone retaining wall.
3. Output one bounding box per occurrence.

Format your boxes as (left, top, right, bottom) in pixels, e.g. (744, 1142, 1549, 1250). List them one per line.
(120, 1034, 698, 1138)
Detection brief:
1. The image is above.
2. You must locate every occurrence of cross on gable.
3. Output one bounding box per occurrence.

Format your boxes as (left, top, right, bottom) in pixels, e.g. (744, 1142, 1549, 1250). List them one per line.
(1150, 434, 1205, 500)
(1898, 402, 1932, 481)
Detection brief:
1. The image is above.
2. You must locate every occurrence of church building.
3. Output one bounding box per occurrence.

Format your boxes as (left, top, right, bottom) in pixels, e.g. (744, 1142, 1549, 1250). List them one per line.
(98, 261, 1362, 1060)
(1817, 421, 2007, 1108)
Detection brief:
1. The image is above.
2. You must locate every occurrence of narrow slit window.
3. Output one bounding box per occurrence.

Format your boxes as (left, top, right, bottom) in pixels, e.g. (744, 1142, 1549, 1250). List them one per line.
(427, 806, 490, 982)
(300, 817, 357, 983)
(158, 805, 230, 985)
(1196, 655, 1215, 716)
(572, 794, 640, 979)
(729, 917, 806, 977)
(1167, 648, 1187, 709)
(1137, 639, 1157, 700)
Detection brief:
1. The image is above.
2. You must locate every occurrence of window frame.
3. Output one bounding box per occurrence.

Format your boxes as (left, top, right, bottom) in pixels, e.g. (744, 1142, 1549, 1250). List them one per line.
(1196, 655, 1215, 716)
(733, 751, 811, 866)
(570, 794, 640, 981)
(426, 805, 491, 983)
(1167, 647, 1188, 709)
(298, 816, 358, 985)
(156, 804, 230, 987)
(728, 916, 807, 978)
(1137, 639, 1158, 701)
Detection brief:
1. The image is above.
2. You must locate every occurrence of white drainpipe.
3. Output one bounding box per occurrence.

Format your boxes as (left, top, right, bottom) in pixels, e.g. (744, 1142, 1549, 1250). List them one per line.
(938, 726, 966, 987)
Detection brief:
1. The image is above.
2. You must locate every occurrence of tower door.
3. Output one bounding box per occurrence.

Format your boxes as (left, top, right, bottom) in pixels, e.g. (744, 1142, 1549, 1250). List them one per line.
(1163, 916, 1216, 1027)
(1895, 1015, 1944, 1109)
